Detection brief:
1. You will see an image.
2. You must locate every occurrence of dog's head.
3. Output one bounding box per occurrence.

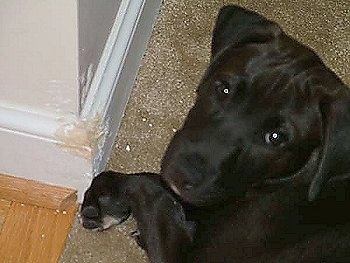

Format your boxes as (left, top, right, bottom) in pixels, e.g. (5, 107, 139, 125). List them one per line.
(161, 5, 350, 206)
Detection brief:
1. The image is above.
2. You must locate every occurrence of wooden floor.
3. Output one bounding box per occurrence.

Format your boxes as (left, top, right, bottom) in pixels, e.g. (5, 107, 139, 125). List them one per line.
(0, 174, 77, 263)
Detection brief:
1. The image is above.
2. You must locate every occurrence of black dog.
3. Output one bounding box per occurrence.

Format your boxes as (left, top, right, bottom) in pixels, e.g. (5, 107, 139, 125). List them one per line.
(81, 5, 350, 263)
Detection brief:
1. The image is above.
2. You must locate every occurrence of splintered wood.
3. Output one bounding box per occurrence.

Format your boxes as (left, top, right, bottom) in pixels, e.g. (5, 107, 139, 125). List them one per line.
(0, 174, 78, 262)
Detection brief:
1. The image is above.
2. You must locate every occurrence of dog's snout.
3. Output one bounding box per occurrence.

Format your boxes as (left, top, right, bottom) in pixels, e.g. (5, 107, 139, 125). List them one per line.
(163, 151, 209, 194)
(181, 152, 208, 182)
(183, 152, 206, 169)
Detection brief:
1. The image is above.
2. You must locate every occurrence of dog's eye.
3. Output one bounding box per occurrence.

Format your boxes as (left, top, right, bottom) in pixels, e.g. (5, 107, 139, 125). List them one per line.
(264, 130, 288, 147)
(214, 80, 231, 97)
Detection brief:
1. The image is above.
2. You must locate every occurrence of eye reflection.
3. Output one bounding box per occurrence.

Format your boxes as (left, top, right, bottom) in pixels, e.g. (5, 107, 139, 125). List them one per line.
(223, 87, 230, 94)
(215, 80, 231, 97)
(264, 130, 288, 146)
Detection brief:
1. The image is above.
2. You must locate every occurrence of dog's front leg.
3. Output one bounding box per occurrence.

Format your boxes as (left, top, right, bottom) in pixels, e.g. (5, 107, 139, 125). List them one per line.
(81, 171, 194, 263)
(127, 175, 195, 263)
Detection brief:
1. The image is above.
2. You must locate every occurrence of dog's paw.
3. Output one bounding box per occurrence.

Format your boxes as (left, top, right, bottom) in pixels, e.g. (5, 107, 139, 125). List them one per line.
(80, 171, 131, 231)
(80, 204, 102, 230)
(80, 195, 131, 231)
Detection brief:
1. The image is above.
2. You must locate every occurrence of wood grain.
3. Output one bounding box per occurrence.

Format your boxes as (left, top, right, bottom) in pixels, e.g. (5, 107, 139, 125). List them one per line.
(0, 202, 77, 263)
(0, 199, 11, 231)
(0, 174, 77, 210)
(0, 173, 78, 262)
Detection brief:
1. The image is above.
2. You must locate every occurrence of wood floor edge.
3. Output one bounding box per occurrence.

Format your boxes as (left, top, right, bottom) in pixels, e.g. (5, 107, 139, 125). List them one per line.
(0, 201, 78, 263)
(0, 174, 77, 210)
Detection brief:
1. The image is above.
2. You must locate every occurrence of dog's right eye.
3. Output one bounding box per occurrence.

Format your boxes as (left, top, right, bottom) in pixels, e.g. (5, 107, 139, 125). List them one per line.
(264, 130, 289, 147)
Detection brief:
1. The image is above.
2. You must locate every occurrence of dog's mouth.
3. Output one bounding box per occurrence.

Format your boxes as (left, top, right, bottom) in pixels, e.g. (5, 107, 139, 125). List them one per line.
(162, 173, 188, 201)
(169, 182, 182, 196)
(162, 171, 231, 206)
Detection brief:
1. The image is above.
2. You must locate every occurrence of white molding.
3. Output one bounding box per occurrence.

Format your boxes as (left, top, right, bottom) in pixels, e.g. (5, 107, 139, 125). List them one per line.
(0, 126, 92, 202)
(0, 106, 92, 201)
(81, 0, 162, 175)
(81, 0, 144, 120)
(0, 106, 60, 142)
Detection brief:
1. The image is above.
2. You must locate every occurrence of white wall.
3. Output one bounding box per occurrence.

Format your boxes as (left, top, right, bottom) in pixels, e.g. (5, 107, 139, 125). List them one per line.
(0, 0, 162, 201)
(0, 0, 79, 118)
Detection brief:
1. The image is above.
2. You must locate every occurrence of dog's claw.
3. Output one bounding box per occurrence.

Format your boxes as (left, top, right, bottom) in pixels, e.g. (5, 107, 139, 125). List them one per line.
(130, 230, 146, 249)
(82, 219, 102, 230)
(80, 205, 103, 230)
(130, 230, 140, 237)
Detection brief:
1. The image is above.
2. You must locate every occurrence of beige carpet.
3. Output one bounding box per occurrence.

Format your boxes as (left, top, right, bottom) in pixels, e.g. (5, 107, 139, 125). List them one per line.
(60, 0, 350, 262)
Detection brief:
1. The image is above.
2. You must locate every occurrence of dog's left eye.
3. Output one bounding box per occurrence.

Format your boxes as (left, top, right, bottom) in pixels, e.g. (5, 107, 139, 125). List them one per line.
(264, 130, 288, 146)
(215, 80, 231, 97)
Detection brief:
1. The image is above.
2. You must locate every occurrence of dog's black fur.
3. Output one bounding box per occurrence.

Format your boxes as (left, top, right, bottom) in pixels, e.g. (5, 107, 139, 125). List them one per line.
(81, 5, 350, 263)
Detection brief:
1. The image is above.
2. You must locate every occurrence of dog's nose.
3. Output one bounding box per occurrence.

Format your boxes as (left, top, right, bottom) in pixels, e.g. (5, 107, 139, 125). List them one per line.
(185, 152, 206, 164)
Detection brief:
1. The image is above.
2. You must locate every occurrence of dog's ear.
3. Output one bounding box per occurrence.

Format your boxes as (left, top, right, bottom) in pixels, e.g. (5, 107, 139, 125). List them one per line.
(211, 5, 282, 59)
(308, 93, 350, 201)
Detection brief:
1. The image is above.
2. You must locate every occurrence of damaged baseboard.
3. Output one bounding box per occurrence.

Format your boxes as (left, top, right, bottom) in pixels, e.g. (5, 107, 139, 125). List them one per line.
(0, 0, 162, 202)
(81, 0, 162, 175)
(0, 106, 93, 202)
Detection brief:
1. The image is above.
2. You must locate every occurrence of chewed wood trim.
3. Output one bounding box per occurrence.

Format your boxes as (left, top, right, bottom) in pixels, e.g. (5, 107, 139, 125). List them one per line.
(0, 174, 77, 210)
(80, 0, 162, 176)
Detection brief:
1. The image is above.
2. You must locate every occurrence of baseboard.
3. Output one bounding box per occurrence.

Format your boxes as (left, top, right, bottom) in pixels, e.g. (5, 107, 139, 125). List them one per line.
(0, 106, 60, 142)
(0, 0, 162, 202)
(81, 0, 162, 175)
(0, 107, 92, 202)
